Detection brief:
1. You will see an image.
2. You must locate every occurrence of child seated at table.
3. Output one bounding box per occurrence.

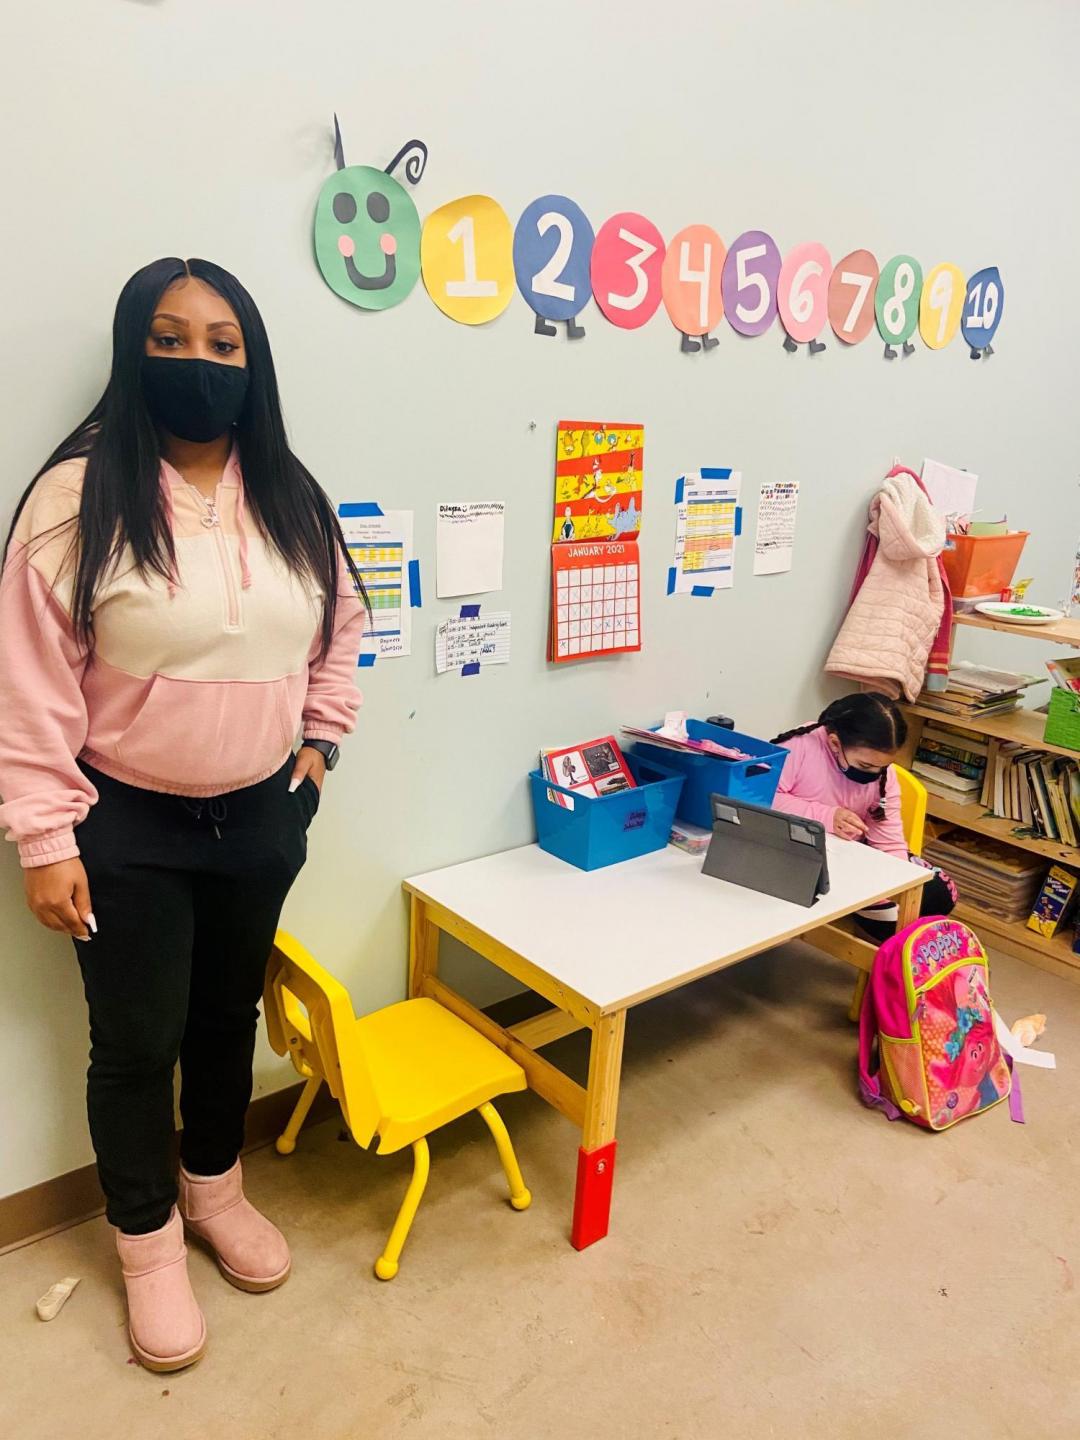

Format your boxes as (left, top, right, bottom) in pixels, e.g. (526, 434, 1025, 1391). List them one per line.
(771, 693, 955, 941)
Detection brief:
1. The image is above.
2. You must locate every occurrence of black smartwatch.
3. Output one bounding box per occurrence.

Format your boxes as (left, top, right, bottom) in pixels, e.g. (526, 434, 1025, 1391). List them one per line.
(302, 738, 340, 771)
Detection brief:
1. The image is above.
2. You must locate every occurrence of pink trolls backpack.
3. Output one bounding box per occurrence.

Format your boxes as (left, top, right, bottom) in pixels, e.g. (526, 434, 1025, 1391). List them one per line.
(858, 917, 1022, 1129)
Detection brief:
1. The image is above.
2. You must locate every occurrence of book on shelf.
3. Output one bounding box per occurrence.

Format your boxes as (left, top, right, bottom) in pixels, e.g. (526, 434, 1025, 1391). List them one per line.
(919, 774, 982, 805)
(914, 749, 985, 781)
(912, 759, 981, 793)
(975, 743, 1080, 848)
(540, 735, 636, 809)
(948, 661, 1043, 696)
(1027, 864, 1079, 938)
(914, 661, 1044, 720)
(919, 725, 990, 760)
(1047, 655, 1080, 694)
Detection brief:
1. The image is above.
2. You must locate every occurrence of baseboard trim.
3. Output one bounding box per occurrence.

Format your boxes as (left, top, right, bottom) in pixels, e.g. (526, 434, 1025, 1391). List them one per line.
(0, 1080, 338, 1255)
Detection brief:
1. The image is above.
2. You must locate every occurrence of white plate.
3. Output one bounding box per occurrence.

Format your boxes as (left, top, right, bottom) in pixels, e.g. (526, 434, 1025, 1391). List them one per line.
(974, 601, 1064, 625)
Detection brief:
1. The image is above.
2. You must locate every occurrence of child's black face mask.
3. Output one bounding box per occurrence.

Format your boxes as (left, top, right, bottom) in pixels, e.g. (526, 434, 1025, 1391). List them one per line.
(835, 742, 885, 785)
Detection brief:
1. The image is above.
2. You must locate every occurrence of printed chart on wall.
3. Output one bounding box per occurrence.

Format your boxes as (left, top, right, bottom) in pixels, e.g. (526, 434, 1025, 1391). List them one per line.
(338, 504, 419, 660)
(552, 422, 643, 542)
(753, 481, 800, 575)
(668, 470, 742, 596)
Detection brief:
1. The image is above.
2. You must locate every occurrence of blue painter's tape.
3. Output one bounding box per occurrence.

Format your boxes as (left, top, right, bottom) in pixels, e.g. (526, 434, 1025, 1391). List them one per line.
(461, 662, 480, 677)
(700, 467, 733, 480)
(358, 651, 377, 668)
(459, 603, 481, 619)
(338, 502, 384, 517)
(734, 506, 742, 537)
(408, 558, 421, 608)
(691, 585, 715, 597)
(666, 567, 677, 596)
(674, 476, 685, 504)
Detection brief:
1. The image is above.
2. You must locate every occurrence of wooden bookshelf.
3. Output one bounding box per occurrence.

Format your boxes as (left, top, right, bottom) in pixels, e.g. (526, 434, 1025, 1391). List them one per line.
(923, 792, 1080, 865)
(954, 903, 1080, 983)
(953, 612, 1080, 647)
(903, 702, 1079, 760)
(897, 615, 1080, 985)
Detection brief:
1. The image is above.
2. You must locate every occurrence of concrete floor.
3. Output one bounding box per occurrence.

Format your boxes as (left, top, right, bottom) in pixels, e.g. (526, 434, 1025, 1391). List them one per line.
(2, 941, 1077, 1440)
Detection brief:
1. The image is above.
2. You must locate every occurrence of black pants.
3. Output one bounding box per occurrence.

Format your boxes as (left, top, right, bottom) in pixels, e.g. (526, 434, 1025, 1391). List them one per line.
(855, 871, 956, 945)
(73, 759, 317, 1234)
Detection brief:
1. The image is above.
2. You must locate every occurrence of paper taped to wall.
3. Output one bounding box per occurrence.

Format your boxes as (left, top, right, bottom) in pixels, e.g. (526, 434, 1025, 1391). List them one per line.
(436, 610, 511, 675)
(339, 504, 416, 659)
(753, 480, 799, 575)
(668, 469, 741, 596)
(436, 501, 505, 597)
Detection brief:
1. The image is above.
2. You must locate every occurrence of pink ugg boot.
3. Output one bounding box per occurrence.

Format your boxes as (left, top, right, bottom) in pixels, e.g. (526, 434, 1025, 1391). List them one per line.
(178, 1160, 290, 1293)
(116, 1207, 207, 1372)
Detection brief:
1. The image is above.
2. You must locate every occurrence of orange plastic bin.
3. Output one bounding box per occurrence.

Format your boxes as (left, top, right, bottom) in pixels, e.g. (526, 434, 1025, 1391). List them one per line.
(941, 531, 1029, 598)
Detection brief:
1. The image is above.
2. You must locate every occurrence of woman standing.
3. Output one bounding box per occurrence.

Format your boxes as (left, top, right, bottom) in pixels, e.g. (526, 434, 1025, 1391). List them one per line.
(0, 258, 367, 1371)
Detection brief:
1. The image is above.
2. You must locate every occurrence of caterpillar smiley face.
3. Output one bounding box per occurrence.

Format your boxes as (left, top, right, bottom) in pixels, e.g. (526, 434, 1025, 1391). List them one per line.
(314, 165, 421, 311)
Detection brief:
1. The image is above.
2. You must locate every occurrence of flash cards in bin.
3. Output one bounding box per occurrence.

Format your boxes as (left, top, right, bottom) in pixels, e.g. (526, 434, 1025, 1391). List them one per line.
(550, 541, 641, 661)
(531, 753, 683, 871)
(540, 735, 636, 808)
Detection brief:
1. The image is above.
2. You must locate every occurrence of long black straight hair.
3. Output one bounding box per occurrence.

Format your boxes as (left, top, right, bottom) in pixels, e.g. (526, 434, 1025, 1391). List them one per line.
(4, 256, 368, 658)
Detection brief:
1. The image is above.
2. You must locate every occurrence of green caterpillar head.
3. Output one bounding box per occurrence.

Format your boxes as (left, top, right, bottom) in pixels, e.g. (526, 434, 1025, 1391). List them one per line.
(314, 125, 427, 311)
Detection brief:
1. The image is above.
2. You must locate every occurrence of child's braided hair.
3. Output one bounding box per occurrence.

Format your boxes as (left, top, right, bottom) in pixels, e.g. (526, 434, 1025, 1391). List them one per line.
(772, 693, 908, 819)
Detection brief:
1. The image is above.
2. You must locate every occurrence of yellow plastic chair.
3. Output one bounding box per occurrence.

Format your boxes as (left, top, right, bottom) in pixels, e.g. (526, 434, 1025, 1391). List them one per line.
(264, 931, 531, 1280)
(894, 763, 927, 857)
(847, 764, 929, 1021)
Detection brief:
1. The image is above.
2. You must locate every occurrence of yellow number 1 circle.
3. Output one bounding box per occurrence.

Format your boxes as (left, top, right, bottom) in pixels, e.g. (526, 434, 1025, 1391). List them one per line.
(421, 195, 515, 325)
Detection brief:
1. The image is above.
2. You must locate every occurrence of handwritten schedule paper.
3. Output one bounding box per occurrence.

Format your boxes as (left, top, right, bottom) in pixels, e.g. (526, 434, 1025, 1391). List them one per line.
(435, 612, 512, 675)
(753, 480, 800, 576)
(436, 501, 505, 597)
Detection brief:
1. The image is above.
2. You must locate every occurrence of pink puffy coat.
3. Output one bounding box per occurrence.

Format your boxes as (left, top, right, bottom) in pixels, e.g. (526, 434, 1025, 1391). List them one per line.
(826, 467, 948, 702)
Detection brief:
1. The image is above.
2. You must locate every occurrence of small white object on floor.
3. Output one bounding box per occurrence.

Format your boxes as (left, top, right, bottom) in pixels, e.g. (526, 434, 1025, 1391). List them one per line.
(1011, 1013, 1047, 1048)
(36, 1275, 80, 1321)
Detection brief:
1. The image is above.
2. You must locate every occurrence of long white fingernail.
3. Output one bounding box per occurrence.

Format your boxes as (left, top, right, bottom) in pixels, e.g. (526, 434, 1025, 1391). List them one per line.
(87, 914, 98, 934)
(74, 935, 91, 943)
(288, 778, 301, 793)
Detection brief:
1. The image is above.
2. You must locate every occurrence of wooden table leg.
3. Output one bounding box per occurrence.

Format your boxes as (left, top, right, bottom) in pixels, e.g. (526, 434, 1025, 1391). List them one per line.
(848, 882, 926, 1020)
(896, 883, 923, 930)
(571, 1010, 626, 1250)
(408, 895, 439, 999)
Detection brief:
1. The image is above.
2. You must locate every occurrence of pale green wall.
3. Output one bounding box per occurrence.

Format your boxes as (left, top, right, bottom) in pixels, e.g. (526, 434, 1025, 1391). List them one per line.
(2, 0, 1078, 1197)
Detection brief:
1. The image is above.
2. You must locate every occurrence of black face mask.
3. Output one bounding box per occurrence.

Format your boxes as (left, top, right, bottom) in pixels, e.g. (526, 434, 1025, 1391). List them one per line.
(142, 357, 249, 443)
(835, 742, 885, 785)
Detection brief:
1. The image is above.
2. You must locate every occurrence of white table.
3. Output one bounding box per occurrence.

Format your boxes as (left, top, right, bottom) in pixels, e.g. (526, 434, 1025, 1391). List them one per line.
(403, 839, 928, 1249)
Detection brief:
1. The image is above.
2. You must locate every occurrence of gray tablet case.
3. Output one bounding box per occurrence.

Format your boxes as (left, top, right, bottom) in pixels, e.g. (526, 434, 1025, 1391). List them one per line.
(702, 797, 830, 907)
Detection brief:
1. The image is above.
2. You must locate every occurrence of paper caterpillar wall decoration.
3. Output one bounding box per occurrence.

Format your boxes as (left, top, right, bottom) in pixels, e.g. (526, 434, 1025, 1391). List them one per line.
(313, 121, 1003, 359)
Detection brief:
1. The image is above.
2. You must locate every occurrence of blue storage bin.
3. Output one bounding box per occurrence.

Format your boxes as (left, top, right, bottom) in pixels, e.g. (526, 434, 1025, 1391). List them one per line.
(630, 719, 786, 829)
(530, 753, 684, 871)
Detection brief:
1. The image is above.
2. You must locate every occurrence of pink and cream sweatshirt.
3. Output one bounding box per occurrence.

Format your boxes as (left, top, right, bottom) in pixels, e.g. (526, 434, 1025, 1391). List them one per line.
(0, 451, 365, 868)
(772, 725, 907, 859)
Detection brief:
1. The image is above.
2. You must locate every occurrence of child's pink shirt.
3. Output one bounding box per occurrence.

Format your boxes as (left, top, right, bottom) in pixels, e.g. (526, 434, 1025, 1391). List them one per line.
(772, 725, 908, 859)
